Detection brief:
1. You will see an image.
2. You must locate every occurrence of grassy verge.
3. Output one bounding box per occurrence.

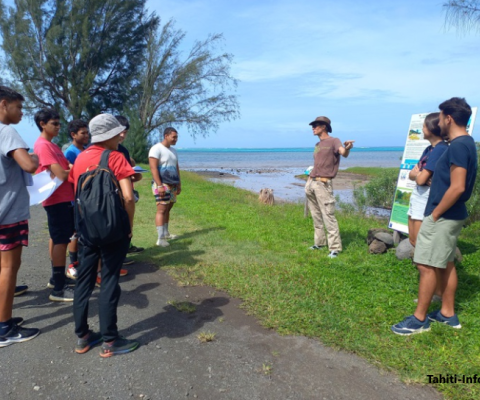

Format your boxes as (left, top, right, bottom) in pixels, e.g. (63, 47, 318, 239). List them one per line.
(132, 169, 480, 400)
(295, 167, 398, 181)
(342, 166, 398, 177)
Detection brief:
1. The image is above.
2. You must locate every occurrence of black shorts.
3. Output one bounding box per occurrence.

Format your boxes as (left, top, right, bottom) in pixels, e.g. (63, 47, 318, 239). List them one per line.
(44, 201, 75, 245)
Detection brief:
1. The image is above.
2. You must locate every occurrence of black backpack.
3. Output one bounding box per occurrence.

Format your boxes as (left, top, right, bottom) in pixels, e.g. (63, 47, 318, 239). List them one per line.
(74, 150, 131, 246)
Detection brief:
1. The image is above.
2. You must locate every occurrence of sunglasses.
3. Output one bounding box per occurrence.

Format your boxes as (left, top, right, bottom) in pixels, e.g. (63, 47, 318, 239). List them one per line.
(50, 121, 61, 126)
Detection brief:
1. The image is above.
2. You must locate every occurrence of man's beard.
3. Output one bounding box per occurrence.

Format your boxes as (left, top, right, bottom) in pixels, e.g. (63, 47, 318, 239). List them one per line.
(440, 126, 450, 141)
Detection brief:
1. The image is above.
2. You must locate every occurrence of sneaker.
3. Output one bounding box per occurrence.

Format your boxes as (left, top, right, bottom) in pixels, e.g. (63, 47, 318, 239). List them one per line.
(127, 245, 144, 254)
(75, 330, 103, 354)
(66, 261, 78, 279)
(47, 277, 76, 289)
(14, 285, 28, 296)
(156, 238, 170, 247)
(123, 258, 134, 266)
(413, 294, 442, 304)
(99, 336, 139, 358)
(164, 233, 178, 240)
(327, 251, 339, 258)
(49, 286, 75, 302)
(391, 315, 431, 335)
(427, 310, 462, 329)
(309, 245, 324, 250)
(0, 324, 40, 348)
(12, 317, 24, 326)
(96, 269, 128, 287)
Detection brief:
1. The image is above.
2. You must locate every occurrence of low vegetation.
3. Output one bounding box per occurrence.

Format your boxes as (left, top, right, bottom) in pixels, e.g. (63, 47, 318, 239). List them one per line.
(132, 169, 480, 400)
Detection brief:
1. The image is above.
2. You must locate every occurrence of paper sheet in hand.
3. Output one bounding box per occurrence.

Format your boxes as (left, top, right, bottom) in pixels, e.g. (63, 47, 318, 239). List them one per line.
(28, 170, 64, 206)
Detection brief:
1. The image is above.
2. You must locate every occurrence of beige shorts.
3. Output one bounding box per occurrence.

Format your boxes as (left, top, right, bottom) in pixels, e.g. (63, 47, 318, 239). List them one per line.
(413, 214, 465, 269)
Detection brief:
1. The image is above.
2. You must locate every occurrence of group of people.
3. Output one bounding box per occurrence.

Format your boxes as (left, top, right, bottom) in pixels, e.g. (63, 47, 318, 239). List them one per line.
(305, 97, 477, 336)
(0, 85, 182, 356)
(1, 84, 477, 355)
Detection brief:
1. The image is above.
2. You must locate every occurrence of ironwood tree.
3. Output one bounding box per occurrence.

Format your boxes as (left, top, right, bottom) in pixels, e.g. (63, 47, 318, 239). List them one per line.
(0, 0, 158, 141)
(444, 0, 480, 32)
(130, 20, 240, 153)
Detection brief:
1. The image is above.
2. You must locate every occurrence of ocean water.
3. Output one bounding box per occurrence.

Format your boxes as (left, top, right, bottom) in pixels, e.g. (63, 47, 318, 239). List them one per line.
(177, 147, 403, 203)
(178, 147, 404, 171)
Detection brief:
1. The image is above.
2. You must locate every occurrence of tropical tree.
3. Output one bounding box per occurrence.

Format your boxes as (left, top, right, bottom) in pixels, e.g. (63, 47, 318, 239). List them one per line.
(444, 0, 480, 32)
(135, 19, 240, 143)
(0, 0, 158, 124)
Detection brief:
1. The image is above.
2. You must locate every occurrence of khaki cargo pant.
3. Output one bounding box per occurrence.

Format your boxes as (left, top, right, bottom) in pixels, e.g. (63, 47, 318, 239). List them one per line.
(305, 179, 342, 252)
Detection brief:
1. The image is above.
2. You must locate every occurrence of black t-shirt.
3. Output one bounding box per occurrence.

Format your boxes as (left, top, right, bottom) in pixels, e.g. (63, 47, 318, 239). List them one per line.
(117, 144, 132, 166)
(424, 135, 477, 220)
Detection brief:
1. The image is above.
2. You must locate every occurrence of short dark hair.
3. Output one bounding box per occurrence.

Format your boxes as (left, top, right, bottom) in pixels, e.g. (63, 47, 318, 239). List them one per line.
(68, 119, 88, 138)
(34, 108, 60, 131)
(424, 112, 441, 137)
(438, 97, 472, 127)
(115, 115, 130, 130)
(163, 127, 177, 138)
(0, 85, 24, 103)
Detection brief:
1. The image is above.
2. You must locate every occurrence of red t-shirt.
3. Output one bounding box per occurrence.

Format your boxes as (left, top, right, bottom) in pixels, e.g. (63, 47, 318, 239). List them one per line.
(34, 136, 75, 206)
(68, 145, 135, 193)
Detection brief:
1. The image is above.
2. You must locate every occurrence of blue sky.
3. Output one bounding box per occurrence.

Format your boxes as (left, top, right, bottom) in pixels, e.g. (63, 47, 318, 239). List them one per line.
(9, 0, 480, 148)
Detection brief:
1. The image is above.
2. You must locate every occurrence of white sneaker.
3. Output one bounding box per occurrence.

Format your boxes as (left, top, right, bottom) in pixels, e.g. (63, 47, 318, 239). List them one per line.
(156, 239, 170, 247)
(327, 251, 339, 259)
(165, 233, 178, 240)
(67, 263, 78, 279)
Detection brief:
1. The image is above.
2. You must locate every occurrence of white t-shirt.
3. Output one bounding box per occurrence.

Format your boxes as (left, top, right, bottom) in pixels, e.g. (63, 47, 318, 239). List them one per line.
(148, 143, 180, 185)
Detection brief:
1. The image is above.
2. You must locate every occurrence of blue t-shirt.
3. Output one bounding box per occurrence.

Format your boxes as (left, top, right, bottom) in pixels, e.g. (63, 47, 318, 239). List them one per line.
(424, 135, 477, 220)
(64, 144, 83, 164)
(418, 141, 448, 173)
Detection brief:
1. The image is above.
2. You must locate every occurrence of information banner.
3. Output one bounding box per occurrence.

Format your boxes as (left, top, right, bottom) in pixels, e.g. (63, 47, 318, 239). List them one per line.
(388, 107, 477, 233)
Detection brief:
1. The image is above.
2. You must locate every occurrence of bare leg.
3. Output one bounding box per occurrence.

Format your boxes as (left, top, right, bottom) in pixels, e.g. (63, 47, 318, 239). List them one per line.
(155, 203, 169, 227)
(52, 243, 68, 267)
(408, 217, 422, 247)
(0, 246, 23, 322)
(413, 263, 437, 321)
(49, 238, 53, 262)
(410, 218, 443, 298)
(68, 238, 78, 256)
(439, 261, 458, 317)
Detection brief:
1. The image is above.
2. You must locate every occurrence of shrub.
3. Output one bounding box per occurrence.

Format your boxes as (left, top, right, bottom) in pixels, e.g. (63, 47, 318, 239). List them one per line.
(466, 142, 480, 223)
(353, 169, 398, 209)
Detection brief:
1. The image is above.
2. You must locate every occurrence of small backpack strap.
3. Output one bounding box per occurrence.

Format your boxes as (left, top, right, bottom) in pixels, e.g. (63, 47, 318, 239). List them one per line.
(99, 150, 112, 169)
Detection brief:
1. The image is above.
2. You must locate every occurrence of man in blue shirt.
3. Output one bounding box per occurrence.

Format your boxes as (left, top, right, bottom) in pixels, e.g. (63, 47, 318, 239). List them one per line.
(392, 97, 477, 335)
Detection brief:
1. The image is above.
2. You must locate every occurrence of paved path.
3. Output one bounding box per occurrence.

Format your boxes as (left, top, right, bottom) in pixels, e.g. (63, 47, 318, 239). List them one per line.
(2, 205, 442, 400)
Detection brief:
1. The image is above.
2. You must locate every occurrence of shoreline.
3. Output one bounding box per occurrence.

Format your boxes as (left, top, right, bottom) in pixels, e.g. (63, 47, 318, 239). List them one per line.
(190, 168, 390, 217)
(190, 168, 370, 194)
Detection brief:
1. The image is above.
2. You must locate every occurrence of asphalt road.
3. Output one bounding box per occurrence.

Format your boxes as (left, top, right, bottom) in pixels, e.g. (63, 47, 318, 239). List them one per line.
(2, 205, 442, 400)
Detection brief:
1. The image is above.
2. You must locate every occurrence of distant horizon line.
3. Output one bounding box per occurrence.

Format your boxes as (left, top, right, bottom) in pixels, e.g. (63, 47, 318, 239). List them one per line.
(176, 146, 404, 151)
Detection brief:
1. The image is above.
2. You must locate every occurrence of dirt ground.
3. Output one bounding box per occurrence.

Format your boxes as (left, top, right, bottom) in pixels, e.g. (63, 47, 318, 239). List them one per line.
(2, 205, 442, 400)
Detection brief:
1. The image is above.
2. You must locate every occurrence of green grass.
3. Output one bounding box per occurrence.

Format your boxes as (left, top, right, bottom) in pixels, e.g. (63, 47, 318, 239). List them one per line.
(342, 166, 399, 177)
(295, 167, 398, 181)
(132, 168, 480, 400)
